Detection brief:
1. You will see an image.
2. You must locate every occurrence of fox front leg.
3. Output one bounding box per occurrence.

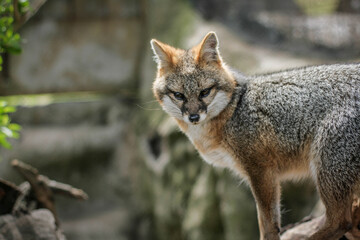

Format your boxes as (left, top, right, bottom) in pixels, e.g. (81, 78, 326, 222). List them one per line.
(249, 171, 281, 240)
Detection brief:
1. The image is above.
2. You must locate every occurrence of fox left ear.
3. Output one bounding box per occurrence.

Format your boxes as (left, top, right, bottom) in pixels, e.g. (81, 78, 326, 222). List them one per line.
(194, 32, 222, 65)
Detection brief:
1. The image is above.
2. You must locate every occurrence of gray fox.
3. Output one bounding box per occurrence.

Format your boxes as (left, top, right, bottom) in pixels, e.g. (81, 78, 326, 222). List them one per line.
(150, 32, 360, 240)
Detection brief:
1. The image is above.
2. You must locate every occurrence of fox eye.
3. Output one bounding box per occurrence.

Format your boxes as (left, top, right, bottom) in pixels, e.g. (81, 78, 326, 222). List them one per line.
(173, 92, 185, 101)
(199, 87, 212, 98)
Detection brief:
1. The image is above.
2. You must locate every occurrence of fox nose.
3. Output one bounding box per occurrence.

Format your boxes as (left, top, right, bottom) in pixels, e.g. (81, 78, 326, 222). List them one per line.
(189, 114, 200, 123)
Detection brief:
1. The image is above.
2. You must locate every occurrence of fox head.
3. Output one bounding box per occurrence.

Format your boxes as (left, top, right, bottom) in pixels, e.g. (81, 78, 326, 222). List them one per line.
(151, 32, 236, 125)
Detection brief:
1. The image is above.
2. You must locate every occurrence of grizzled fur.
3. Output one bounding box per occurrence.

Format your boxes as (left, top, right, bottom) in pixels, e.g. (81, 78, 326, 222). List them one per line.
(151, 32, 360, 240)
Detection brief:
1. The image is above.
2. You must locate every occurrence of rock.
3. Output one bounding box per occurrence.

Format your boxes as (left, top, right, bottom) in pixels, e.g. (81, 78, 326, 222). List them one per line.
(0, 209, 65, 240)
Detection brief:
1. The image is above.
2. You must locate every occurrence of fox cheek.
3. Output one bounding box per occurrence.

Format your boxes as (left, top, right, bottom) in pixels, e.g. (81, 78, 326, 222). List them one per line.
(162, 96, 183, 120)
(207, 91, 231, 118)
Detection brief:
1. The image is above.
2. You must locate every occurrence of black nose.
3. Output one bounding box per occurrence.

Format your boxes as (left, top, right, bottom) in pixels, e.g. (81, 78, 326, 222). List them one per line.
(189, 114, 200, 123)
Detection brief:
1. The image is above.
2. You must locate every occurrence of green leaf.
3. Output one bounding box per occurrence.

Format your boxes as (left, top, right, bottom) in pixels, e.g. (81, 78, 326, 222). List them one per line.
(11, 131, 19, 139)
(3, 105, 15, 113)
(18, 0, 30, 13)
(5, 28, 13, 38)
(3, 34, 21, 54)
(8, 123, 21, 131)
(0, 135, 11, 149)
(8, 4, 13, 13)
(0, 114, 9, 125)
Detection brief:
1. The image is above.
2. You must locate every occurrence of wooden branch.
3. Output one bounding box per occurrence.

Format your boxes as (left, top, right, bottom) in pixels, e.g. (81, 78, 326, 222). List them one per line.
(12, 159, 59, 224)
(11, 159, 88, 200)
(11, 159, 88, 226)
(0, 160, 88, 239)
(13, 0, 21, 23)
(280, 215, 313, 235)
(281, 216, 323, 240)
(11, 181, 31, 214)
(47, 179, 88, 201)
(11, 159, 39, 185)
(281, 198, 360, 240)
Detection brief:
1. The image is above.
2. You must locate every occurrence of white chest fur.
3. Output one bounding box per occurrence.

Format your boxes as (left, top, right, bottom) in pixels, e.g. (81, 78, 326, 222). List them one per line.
(185, 124, 235, 168)
(200, 148, 236, 168)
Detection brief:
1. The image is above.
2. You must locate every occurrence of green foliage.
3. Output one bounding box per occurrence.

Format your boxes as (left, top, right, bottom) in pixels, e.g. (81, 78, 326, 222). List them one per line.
(0, 101, 21, 148)
(0, 0, 30, 69)
(0, 0, 29, 148)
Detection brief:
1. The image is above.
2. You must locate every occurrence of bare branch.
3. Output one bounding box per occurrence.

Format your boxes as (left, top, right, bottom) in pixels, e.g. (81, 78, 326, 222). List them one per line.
(13, 0, 21, 23)
(12, 159, 59, 224)
(47, 180, 88, 201)
(11, 159, 88, 226)
(11, 181, 31, 214)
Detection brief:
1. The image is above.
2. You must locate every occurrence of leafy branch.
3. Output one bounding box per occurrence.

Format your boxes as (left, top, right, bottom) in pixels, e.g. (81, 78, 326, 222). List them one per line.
(0, 0, 30, 148)
(0, 0, 29, 63)
(0, 0, 46, 148)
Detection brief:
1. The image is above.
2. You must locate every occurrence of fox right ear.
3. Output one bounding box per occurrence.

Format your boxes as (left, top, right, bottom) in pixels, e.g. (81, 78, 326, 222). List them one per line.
(150, 39, 177, 70)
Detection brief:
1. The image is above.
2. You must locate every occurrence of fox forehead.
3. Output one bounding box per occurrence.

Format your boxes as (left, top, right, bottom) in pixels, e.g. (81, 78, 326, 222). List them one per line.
(166, 68, 218, 93)
(174, 50, 197, 74)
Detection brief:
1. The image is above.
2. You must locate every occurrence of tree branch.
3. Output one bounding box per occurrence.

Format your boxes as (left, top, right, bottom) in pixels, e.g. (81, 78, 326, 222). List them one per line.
(11, 159, 88, 225)
(14, 0, 48, 31)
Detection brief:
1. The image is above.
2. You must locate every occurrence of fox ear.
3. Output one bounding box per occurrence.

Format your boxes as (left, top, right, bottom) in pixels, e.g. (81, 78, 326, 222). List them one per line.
(195, 32, 221, 65)
(150, 39, 177, 70)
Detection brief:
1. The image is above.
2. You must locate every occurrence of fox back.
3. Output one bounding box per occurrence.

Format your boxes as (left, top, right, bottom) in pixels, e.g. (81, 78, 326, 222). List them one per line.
(151, 32, 360, 240)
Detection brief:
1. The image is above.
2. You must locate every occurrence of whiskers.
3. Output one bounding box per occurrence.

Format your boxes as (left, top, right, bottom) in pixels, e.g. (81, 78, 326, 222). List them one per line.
(136, 100, 161, 111)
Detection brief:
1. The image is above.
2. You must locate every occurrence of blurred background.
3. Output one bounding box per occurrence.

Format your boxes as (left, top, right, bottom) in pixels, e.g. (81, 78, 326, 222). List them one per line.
(0, 0, 359, 239)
